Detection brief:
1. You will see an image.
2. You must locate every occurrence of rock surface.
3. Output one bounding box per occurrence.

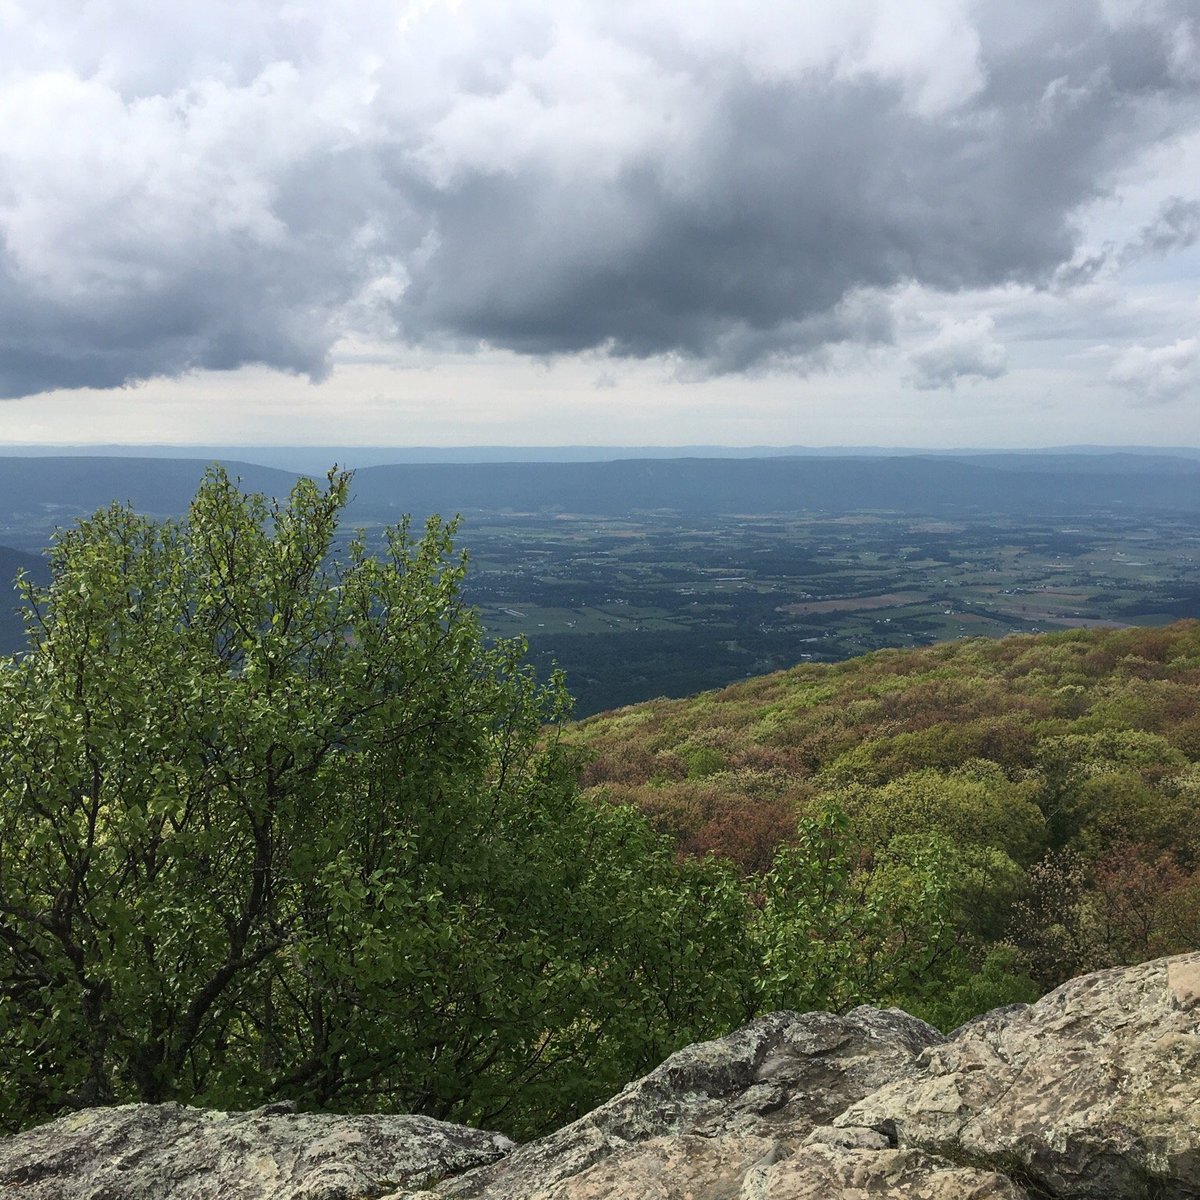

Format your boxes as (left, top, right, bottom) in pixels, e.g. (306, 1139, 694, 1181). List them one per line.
(406, 1138, 1028, 1200)
(412, 1006, 946, 1199)
(0, 1101, 512, 1199)
(839, 952, 1200, 1198)
(3, 952, 1199, 1200)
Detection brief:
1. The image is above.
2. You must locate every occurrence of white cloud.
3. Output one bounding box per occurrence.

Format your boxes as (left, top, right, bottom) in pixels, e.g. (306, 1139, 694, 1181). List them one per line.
(907, 317, 1009, 390)
(1108, 337, 1200, 402)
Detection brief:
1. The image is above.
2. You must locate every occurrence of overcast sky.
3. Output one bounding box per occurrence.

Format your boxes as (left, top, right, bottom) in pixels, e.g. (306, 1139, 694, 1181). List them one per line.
(1, 0, 1198, 447)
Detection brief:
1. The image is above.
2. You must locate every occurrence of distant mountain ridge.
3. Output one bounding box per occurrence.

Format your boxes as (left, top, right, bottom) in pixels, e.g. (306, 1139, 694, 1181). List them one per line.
(0, 457, 300, 524)
(0, 544, 49, 651)
(346, 453, 1200, 518)
(1, 453, 1199, 532)
(1, 443, 1199, 473)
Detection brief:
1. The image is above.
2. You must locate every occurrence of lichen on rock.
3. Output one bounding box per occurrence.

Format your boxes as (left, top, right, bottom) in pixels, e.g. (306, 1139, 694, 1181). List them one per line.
(839, 951, 1200, 1198)
(0, 1101, 513, 1200)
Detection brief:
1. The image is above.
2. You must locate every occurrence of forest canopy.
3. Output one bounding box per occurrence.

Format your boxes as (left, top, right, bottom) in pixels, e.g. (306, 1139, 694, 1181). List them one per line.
(571, 618, 1200, 1005)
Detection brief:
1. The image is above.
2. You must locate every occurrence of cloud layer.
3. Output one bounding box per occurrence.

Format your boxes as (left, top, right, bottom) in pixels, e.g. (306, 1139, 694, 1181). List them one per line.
(1, 0, 1198, 398)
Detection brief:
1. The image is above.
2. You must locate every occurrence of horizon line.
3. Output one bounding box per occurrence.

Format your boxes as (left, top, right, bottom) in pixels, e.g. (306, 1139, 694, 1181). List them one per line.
(2, 441, 1199, 453)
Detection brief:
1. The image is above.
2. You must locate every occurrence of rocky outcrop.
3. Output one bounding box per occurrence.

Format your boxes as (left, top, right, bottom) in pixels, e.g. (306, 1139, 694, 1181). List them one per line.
(418, 1006, 951, 1199)
(838, 953, 1200, 1198)
(0, 1102, 512, 1199)
(3, 952, 1199, 1200)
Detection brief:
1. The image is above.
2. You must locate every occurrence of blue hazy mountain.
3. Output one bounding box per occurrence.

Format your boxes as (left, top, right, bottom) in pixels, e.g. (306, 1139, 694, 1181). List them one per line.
(1, 453, 1199, 534)
(342, 453, 1200, 519)
(1, 443, 1199, 474)
(0, 457, 301, 539)
(0, 543, 50, 652)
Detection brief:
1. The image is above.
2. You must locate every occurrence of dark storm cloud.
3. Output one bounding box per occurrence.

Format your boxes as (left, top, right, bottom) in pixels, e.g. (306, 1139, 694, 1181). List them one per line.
(393, 2, 1200, 373)
(396, 70, 1087, 367)
(396, 79, 967, 364)
(1, 0, 1198, 397)
(0, 111, 406, 396)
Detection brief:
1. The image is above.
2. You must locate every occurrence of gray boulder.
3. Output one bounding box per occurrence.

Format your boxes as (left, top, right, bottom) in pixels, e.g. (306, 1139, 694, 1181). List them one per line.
(838, 951, 1200, 1198)
(0, 1101, 512, 1199)
(431, 1006, 941, 1197)
(399, 1138, 1028, 1199)
(390, 1006, 1009, 1199)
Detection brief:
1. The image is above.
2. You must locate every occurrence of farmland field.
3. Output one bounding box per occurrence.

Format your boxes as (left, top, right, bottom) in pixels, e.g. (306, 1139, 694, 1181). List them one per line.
(365, 508, 1200, 715)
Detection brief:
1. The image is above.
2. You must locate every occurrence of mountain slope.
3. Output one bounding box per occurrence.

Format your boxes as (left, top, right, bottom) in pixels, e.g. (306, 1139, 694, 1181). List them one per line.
(0, 457, 302, 527)
(567, 620, 1200, 990)
(0, 544, 50, 653)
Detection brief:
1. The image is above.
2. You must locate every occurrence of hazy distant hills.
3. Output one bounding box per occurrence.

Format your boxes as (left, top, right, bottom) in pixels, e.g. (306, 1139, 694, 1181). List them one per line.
(1, 452, 1199, 534)
(345, 453, 1200, 519)
(0, 545, 49, 586)
(2, 443, 1200, 473)
(1, 449, 1198, 680)
(0, 457, 300, 540)
(0, 544, 50, 651)
(948, 452, 1200, 476)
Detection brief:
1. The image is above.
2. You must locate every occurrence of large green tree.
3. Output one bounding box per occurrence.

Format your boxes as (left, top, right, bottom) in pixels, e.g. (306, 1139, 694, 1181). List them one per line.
(0, 469, 752, 1135)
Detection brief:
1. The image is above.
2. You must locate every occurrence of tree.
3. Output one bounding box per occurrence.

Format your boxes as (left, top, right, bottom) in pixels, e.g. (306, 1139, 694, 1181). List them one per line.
(0, 468, 752, 1135)
(752, 806, 958, 1014)
(751, 806, 1036, 1030)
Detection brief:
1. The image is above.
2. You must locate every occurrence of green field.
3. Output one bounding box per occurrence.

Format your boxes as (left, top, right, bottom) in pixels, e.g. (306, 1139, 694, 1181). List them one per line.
(415, 509, 1200, 714)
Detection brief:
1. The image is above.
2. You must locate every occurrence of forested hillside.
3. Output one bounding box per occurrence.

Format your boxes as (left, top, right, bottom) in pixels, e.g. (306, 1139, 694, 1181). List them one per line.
(3, 470, 1197, 1139)
(569, 621, 1200, 1008)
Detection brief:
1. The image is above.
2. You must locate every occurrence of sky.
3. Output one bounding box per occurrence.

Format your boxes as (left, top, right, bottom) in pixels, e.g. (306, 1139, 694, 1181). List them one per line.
(0, 0, 1198, 448)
